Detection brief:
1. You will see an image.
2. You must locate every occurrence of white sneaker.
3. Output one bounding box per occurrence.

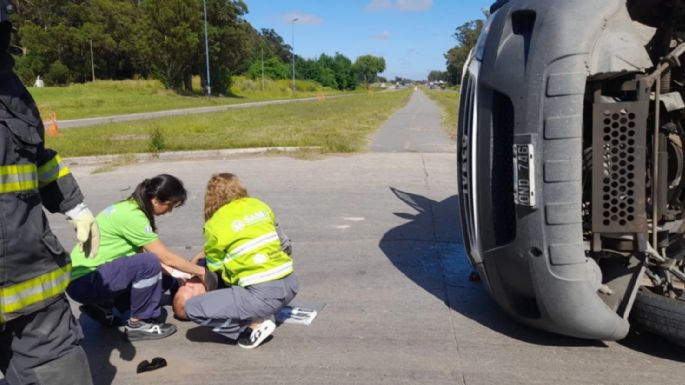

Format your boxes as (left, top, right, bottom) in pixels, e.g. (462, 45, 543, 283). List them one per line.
(237, 318, 276, 349)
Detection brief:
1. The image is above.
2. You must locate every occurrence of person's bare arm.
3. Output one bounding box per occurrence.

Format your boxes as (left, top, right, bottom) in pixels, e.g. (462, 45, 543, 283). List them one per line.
(144, 240, 205, 277)
(190, 250, 205, 265)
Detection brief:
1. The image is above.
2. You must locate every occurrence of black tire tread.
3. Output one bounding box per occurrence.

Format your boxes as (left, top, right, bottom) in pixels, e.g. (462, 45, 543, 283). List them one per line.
(631, 288, 685, 345)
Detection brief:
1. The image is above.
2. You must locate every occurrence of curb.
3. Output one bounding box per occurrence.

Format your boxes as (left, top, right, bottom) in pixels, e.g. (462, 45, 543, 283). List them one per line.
(63, 147, 322, 166)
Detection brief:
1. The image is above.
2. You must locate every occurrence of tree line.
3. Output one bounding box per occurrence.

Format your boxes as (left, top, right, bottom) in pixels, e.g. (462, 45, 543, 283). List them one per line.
(9, 0, 385, 93)
(441, 15, 485, 86)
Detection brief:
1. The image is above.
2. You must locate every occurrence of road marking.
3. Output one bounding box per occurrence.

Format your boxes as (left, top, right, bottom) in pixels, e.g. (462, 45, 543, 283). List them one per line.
(343, 217, 365, 221)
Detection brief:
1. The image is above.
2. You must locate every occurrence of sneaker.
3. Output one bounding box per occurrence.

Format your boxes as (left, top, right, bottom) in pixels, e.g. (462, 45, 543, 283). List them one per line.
(124, 319, 177, 341)
(238, 318, 276, 349)
(80, 304, 123, 327)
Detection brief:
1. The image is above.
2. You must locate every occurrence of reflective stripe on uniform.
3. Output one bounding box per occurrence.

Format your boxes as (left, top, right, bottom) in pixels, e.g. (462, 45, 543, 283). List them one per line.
(206, 231, 281, 270)
(206, 259, 223, 269)
(132, 273, 162, 289)
(0, 264, 71, 318)
(238, 261, 293, 287)
(0, 164, 38, 193)
(226, 231, 279, 261)
(37, 155, 70, 187)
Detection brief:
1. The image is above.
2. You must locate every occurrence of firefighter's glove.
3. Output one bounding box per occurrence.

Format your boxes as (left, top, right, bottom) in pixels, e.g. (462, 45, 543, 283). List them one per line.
(66, 203, 100, 258)
(203, 268, 219, 291)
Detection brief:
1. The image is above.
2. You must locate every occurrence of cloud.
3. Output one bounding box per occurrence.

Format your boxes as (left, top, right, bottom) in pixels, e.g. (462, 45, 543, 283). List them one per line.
(371, 31, 392, 40)
(281, 12, 323, 25)
(396, 0, 433, 11)
(365, 0, 391, 10)
(365, 0, 432, 12)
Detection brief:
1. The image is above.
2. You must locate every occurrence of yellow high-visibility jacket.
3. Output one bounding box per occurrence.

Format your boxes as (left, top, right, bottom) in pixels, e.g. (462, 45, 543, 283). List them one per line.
(204, 197, 293, 287)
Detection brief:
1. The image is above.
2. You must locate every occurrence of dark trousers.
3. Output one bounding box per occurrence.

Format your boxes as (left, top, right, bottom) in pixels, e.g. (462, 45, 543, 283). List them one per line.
(66, 253, 167, 320)
(0, 296, 93, 385)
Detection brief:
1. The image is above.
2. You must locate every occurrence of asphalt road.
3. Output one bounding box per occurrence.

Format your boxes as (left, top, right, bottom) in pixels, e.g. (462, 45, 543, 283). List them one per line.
(368, 88, 454, 153)
(45, 153, 683, 385)
(4, 90, 685, 385)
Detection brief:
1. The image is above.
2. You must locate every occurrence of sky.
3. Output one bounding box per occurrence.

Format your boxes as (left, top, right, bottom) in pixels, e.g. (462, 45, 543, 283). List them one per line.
(242, 0, 492, 81)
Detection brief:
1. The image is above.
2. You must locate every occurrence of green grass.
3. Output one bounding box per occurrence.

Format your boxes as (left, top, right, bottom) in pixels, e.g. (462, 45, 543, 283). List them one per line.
(46, 89, 413, 157)
(422, 87, 460, 139)
(30, 77, 351, 120)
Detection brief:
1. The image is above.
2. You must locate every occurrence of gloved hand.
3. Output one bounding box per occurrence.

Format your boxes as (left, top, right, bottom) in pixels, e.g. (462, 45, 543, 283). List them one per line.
(67, 204, 100, 258)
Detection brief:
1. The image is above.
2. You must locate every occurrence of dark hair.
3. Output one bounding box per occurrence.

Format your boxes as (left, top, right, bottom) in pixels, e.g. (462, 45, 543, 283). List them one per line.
(129, 174, 187, 232)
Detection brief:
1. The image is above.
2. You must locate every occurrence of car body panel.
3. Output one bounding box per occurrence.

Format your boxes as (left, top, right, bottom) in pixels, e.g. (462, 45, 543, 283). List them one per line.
(456, 0, 642, 340)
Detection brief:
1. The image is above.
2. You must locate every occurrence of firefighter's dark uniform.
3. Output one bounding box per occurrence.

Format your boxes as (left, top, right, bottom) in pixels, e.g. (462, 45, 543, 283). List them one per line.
(0, 3, 93, 384)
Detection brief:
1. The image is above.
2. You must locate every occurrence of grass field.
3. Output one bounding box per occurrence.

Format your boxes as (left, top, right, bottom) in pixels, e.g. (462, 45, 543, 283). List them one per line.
(422, 87, 459, 139)
(46, 89, 413, 157)
(30, 78, 354, 120)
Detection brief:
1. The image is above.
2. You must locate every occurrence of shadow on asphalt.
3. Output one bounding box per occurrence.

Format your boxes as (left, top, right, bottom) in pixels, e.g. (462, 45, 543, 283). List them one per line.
(79, 314, 136, 385)
(379, 187, 648, 349)
(619, 330, 685, 362)
(185, 326, 237, 345)
(185, 326, 275, 348)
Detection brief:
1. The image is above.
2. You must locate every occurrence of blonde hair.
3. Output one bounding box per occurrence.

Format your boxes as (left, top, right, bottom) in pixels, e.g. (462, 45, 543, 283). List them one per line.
(204, 173, 248, 220)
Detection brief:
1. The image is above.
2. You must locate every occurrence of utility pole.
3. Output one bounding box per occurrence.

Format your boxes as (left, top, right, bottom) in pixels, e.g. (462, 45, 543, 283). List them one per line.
(291, 18, 298, 92)
(203, 0, 211, 96)
(261, 45, 265, 92)
(89, 39, 95, 82)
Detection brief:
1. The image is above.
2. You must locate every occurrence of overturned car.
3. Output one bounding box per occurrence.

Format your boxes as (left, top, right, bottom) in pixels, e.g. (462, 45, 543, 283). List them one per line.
(457, 0, 685, 344)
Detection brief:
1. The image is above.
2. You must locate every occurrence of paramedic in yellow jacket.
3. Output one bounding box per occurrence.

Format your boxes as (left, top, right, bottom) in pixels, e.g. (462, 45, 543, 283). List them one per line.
(0, 2, 99, 383)
(184, 173, 298, 349)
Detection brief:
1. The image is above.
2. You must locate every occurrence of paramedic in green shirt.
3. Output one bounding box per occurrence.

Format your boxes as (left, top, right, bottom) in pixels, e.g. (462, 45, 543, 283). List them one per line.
(67, 174, 207, 341)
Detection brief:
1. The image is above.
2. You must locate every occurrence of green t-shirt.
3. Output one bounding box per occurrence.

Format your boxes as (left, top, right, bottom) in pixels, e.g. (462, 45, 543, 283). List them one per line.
(70, 199, 158, 280)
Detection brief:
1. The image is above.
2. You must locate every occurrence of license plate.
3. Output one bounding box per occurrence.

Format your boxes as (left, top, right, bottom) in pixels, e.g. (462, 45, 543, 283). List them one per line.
(513, 144, 536, 207)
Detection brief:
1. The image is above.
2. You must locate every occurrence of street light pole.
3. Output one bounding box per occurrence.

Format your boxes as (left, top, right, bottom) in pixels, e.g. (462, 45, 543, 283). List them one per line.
(203, 0, 211, 96)
(291, 18, 298, 92)
(89, 39, 95, 82)
(261, 45, 265, 91)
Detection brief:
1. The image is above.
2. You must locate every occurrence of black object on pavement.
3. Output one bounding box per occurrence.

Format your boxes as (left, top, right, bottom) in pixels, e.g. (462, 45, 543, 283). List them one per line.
(136, 357, 167, 374)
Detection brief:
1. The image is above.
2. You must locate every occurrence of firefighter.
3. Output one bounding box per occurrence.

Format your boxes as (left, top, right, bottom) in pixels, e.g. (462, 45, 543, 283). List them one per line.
(0, 1, 99, 384)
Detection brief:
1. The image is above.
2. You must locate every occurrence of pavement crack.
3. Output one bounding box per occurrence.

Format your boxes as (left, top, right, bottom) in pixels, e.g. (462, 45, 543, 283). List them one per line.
(438, 243, 466, 384)
(420, 152, 430, 190)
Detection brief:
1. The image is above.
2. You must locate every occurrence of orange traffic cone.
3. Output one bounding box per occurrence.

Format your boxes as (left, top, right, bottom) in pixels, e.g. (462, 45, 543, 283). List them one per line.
(47, 112, 59, 137)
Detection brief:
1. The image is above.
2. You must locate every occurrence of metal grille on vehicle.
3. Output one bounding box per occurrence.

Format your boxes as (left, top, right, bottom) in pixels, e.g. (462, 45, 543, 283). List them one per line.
(592, 97, 648, 234)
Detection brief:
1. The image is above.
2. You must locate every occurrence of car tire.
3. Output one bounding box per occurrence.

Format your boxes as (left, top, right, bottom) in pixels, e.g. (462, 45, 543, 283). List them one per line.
(630, 287, 685, 346)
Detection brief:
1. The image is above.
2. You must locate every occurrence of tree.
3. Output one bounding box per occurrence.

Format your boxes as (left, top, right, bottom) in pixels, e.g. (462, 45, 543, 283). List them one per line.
(427, 70, 447, 82)
(82, 0, 140, 80)
(353, 55, 385, 89)
(14, 0, 140, 83)
(137, 0, 201, 91)
(331, 53, 357, 90)
(258, 28, 291, 63)
(444, 20, 483, 85)
(137, 0, 252, 94)
(200, 0, 252, 94)
(246, 56, 289, 80)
